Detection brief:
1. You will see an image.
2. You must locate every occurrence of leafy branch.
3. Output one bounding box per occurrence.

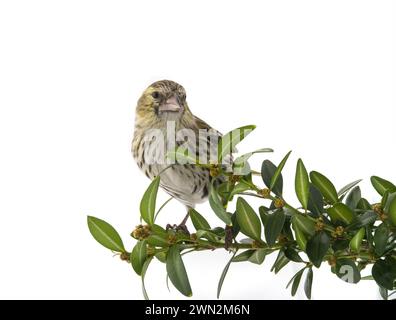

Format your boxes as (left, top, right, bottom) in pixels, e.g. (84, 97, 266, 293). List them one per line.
(88, 125, 396, 300)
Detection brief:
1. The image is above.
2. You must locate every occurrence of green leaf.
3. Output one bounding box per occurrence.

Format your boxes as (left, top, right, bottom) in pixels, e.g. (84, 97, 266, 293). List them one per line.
(372, 257, 396, 290)
(346, 211, 377, 230)
(209, 184, 232, 225)
(265, 209, 286, 246)
(231, 212, 240, 238)
(259, 206, 269, 227)
(291, 214, 315, 237)
(210, 227, 226, 237)
(292, 223, 307, 251)
(282, 218, 295, 241)
(218, 125, 256, 163)
(155, 251, 167, 263)
(217, 251, 237, 298)
(87, 216, 125, 252)
(131, 240, 147, 275)
(384, 191, 396, 212)
(243, 172, 253, 184)
(270, 151, 292, 190)
(349, 228, 365, 252)
(338, 179, 363, 197)
(304, 267, 313, 299)
(146, 234, 169, 247)
(295, 159, 310, 210)
(371, 176, 396, 196)
(310, 171, 338, 204)
(248, 249, 267, 265)
(189, 208, 210, 230)
(271, 250, 290, 274)
(365, 225, 374, 250)
(196, 227, 225, 241)
(141, 256, 153, 300)
(286, 268, 306, 297)
(306, 231, 330, 268)
(236, 197, 262, 241)
(217, 181, 234, 200)
(233, 148, 273, 175)
(335, 259, 361, 284)
(147, 225, 172, 246)
(345, 186, 361, 209)
(291, 271, 304, 297)
(374, 223, 389, 256)
(166, 245, 192, 297)
(195, 229, 216, 240)
(261, 160, 283, 196)
(357, 198, 372, 210)
(381, 191, 389, 209)
(140, 176, 160, 225)
(327, 203, 356, 225)
(381, 191, 396, 212)
(190, 208, 218, 242)
(151, 224, 167, 234)
(284, 247, 304, 263)
(388, 194, 396, 226)
(229, 181, 253, 198)
(232, 250, 255, 262)
(307, 184, 324, 216)
(234, 149, 274, 166)
(332, 239, 350, 252)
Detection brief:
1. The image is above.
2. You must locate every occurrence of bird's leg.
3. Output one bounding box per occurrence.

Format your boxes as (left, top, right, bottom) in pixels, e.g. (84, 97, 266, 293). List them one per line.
(179, 211, 190, 226)
(176, 209, 190, 234)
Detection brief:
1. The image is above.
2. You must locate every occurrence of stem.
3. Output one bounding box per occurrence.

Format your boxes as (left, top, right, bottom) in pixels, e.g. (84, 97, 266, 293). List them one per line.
(178, 240, 283, 252)
(239, 192, 266, 199)
(237, 185, 336, 233)
(154, 197, 173, 221)
(241, 180, 260, 191)
(268, 194, 336, 233)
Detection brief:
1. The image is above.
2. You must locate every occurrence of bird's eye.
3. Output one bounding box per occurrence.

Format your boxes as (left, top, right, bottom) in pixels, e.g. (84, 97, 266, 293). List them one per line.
(151, 91, 160, 99)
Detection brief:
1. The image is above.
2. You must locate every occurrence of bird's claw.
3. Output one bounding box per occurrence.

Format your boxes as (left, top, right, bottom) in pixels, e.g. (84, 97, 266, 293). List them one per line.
(166, 223, 190, 235)
(166, 224, 177, 231)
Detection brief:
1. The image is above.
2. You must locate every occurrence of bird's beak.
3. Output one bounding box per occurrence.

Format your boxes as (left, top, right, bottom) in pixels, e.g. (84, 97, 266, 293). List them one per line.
(159, 95, 181, 113)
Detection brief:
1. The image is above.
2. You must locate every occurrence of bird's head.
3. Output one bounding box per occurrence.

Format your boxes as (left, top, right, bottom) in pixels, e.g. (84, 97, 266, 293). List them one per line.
(136, 80, 192, 124)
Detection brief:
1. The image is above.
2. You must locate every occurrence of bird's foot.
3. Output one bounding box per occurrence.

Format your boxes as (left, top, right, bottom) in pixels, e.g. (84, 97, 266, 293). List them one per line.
(166, 223, 190, 235)
(166, 223, 177, 230)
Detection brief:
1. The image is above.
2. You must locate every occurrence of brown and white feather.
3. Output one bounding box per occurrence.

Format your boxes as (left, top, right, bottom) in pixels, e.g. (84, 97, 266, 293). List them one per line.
(132, 80, 227, 208)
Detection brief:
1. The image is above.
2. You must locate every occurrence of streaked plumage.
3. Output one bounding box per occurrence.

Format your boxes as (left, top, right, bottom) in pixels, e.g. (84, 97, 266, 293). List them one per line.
(132, 80, 224, 208)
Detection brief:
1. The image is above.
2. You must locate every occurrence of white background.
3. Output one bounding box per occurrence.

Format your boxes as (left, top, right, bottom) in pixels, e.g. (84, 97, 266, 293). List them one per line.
(0, 0, 394, 299)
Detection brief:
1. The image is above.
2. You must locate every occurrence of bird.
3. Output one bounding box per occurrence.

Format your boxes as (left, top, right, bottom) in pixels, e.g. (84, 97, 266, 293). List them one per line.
(132, 80, 228, 231)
